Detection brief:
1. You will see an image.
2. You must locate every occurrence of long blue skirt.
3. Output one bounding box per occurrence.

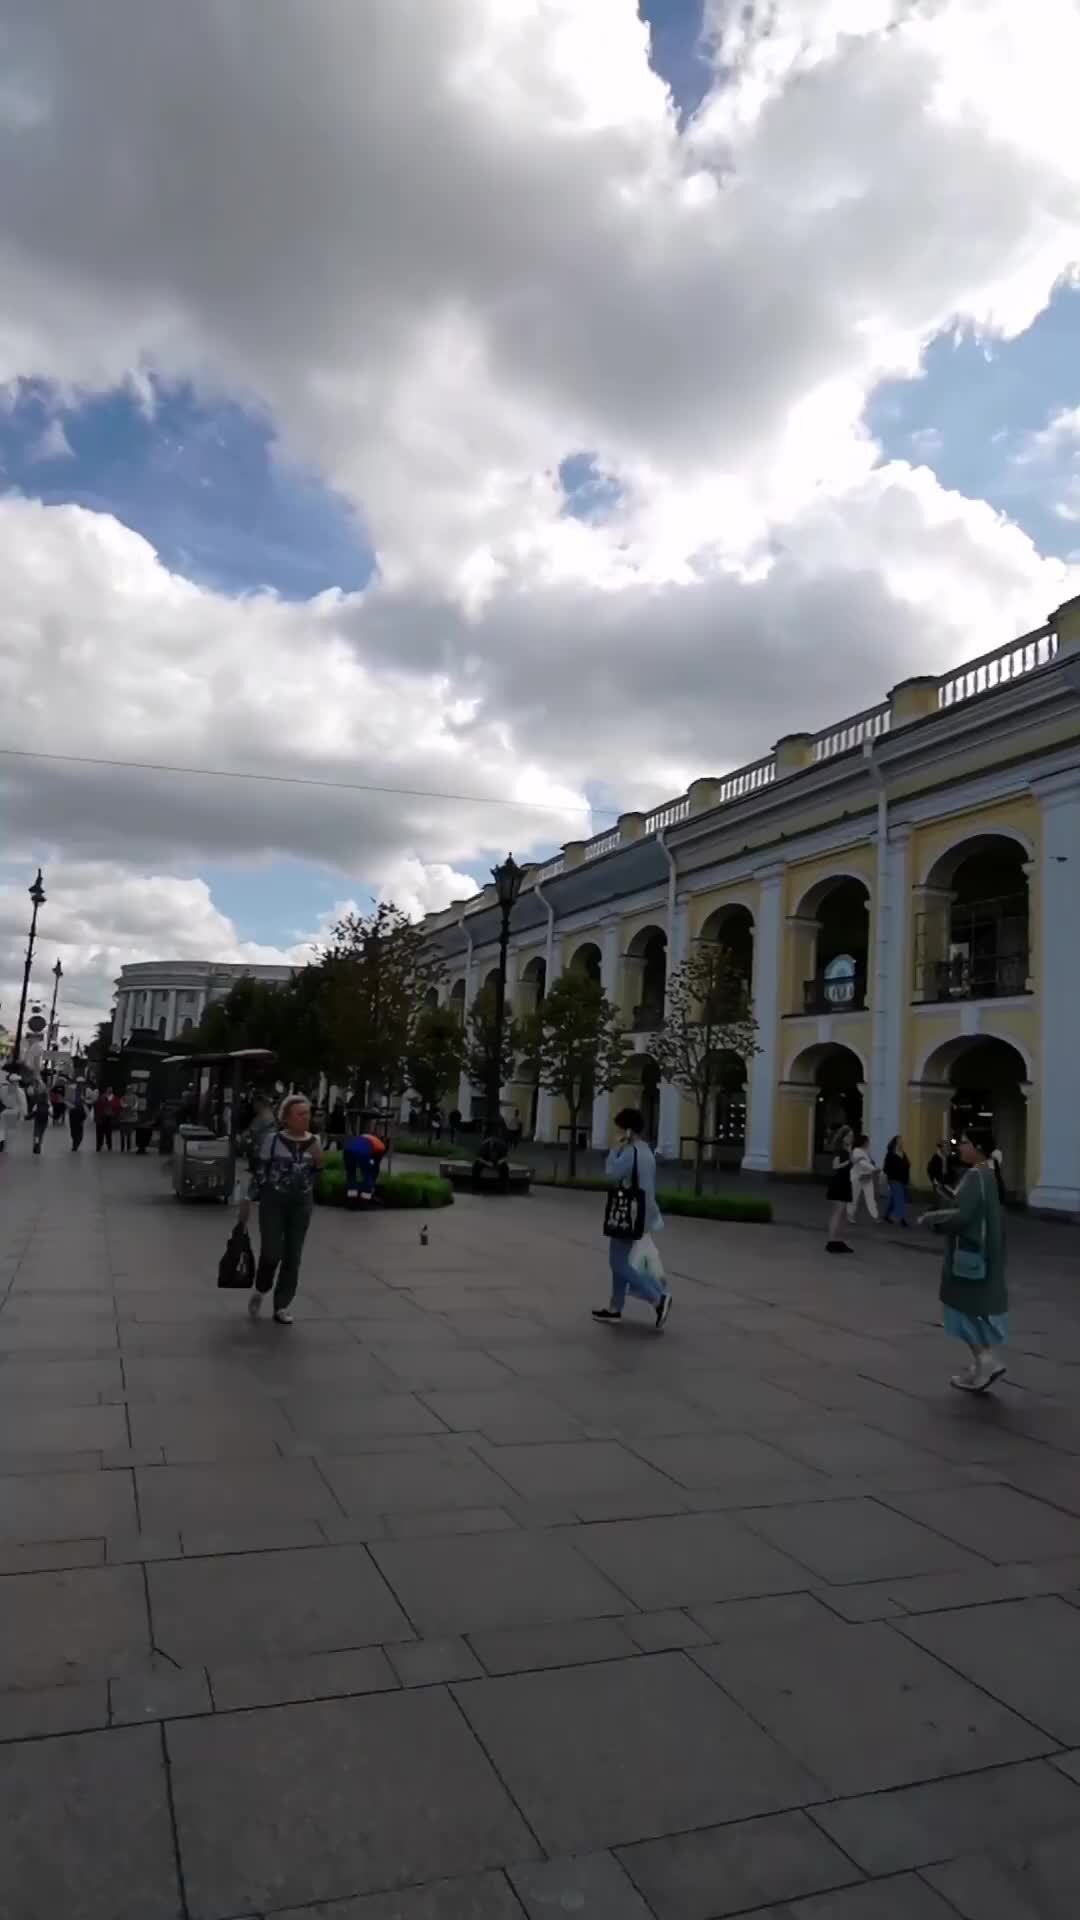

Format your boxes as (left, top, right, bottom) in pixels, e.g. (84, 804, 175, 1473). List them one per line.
(943, 1306, 1007, 1348)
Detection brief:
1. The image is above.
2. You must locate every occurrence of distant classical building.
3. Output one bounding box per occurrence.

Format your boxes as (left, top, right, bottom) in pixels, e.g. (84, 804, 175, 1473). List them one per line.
(423, 595, 1080, 1212)
(111, 960, 295, 1047)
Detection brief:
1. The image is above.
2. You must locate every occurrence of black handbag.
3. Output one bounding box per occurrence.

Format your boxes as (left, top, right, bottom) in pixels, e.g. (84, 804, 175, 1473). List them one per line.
(603, 1148, 646, 1243)
(217, 1221, 256, 1289)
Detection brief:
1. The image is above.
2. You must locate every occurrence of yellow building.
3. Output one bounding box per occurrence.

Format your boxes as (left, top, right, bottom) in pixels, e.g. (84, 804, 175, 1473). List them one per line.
(425, 597, 1080, 1212)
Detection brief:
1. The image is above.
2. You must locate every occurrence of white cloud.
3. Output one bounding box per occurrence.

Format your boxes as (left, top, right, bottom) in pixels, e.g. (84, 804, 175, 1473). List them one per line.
(2, 0, 1080, 1019)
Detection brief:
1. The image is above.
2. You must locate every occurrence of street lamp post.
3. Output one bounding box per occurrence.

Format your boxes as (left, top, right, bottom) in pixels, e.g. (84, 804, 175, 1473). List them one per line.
(487, 853, 524, 1132)
(48, 959, 64, 1052)
(12, 869, 46, 1065)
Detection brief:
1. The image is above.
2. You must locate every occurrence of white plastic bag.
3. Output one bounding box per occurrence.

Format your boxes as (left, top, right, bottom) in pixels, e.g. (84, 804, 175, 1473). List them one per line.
(629, 1232, 664, 1283)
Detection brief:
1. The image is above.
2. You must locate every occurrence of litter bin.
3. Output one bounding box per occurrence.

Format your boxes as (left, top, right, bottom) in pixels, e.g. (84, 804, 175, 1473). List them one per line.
(172, 1124, 236, 1202)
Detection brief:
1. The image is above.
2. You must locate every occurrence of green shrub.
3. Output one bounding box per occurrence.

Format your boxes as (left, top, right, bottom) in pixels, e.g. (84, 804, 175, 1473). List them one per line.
(534, 1174, 771, 1223)
(392, 1134, 468, 1161)
(318, 1162, 453, 1209)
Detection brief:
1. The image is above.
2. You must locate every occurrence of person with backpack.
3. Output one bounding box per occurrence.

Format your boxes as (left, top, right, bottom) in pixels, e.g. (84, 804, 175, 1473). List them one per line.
(921, 1134, 1007, 1393)
(592, 1107, 672, 1330)
(247, 1093, 323, 1325)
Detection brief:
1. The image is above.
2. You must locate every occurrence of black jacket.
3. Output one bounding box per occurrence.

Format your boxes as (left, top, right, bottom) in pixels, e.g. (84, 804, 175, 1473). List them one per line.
(884, 1150, 910, 1185)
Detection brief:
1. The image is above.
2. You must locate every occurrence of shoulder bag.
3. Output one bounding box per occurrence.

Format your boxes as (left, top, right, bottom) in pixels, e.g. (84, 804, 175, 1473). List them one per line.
(603, 1147, 646, 1243)
(952, 1170, 989, 1282)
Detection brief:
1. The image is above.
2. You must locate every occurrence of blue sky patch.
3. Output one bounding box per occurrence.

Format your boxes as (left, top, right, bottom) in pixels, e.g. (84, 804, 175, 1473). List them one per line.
(0, 378, 375, 600)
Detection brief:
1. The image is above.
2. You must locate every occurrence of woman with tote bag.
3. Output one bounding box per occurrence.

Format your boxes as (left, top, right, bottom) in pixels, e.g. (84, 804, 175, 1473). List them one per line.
(921, 1135, 1007, 1393)
(592, 1108, 672, 1330)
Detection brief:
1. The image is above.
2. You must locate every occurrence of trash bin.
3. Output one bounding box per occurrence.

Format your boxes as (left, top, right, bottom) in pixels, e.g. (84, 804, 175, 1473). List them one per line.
(172, 1124, 236, 1202)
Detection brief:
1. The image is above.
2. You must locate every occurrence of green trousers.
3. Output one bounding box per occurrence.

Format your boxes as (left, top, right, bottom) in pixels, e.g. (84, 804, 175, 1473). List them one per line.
(256, 1189, 313, 1312)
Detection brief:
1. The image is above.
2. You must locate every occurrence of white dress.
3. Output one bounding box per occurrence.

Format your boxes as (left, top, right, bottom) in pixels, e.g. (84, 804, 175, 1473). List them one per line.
(848, 1147, 879, 1221)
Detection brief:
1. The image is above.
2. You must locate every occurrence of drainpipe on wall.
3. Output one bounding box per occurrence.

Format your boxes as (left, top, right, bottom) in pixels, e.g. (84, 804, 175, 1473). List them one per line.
(865, 740, 890, 1159)
(656, 829, 680, 1159)
(456, 913, 474, 1122)
(533, 881, 557, 1143)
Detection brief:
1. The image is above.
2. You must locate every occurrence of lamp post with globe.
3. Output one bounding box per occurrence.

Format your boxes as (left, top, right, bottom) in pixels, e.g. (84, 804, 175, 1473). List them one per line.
(485, 853, 524, 1132)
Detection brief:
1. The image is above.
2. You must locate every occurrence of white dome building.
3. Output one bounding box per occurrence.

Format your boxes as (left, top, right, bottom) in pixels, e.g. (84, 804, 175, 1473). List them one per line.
(111, 960, 295, 1047)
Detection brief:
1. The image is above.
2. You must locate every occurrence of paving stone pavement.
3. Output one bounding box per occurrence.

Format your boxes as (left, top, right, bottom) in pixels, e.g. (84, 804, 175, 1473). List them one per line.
(3, 1135, 1080, 1918)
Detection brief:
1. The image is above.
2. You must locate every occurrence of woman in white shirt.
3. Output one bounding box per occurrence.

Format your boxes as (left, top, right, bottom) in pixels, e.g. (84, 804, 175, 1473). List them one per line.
(847, 1133, 880, 1224)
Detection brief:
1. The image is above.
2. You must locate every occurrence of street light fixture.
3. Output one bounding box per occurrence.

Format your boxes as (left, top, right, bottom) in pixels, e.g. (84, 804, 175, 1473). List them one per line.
(48, 958, 64, 1051)
(487, 853, 524, 1131)
(12, 869, 46, 1065)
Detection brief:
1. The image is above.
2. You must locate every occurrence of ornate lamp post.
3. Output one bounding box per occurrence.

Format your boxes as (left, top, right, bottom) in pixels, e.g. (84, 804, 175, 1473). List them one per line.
(48, 959, 64, 1051)
(487, 853, 524, 1131)
(12, 869, 46, 1064)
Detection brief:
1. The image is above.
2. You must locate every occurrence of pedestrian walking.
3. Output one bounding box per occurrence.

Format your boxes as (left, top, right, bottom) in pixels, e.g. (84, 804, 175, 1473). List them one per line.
(0, 1084, 6, 1156)
(882, 1134, 911, 1227)
(94, 1088, 114, 1152)
(30, 1083, 50, 1155)
(247, 1093, 323, 1326)
(921, 1134, 1007, 1393)
(927, 1140, 955, 1203)
(825, 1126, 854, 1253)
(118, 1089, 137, 1153)
(848, 1134, 880, 1225)
(990, 1140, 1006, 1204)
(50, 1080, 66, 1127)
(593, 1107, 672, 1329)
(69, 1083, 87, 1152)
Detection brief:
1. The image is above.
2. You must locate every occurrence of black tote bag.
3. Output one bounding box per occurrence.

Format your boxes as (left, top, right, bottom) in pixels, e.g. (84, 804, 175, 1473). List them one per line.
(217, 1221, 256, 1289)
(603, 1147, 646, 1243)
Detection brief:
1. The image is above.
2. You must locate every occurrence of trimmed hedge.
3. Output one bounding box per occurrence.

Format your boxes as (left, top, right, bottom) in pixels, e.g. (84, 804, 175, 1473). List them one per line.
(318, 1156, 453, 1209)
(390, 1134, 469, 1161)
(535, 1174, 771, 1224)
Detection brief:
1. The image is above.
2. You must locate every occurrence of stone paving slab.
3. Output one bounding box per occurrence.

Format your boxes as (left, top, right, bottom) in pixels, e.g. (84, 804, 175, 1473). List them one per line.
(167, 1688, 538, 1917)
(5, 1142, 1080, 1916)
(454, 1652, 822, 1852)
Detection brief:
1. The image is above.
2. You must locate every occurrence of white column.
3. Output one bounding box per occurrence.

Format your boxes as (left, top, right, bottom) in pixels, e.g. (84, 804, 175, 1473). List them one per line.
(869, 825, 911, 1159)
(534, 942, 563, 1143)
(742, 864, 785, 1171)
(167, 988, 178, 1040)
(1029, 774, 1080, 1210)
(591, 917, 623, 1146)
(657, 896, 690, 1158)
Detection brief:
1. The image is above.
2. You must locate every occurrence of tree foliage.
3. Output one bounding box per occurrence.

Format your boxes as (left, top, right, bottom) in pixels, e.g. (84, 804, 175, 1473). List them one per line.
(462, 983, 520, 1121)
(407, 1005, 465, 1127)
(524, 971, 628, 1176)
(193, 902, 445, 1100)
(654, 943, 760, 1193)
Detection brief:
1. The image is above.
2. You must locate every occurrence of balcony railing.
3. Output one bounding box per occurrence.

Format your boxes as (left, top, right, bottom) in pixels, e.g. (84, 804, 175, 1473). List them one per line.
(916, 953, 1030, 1004)
(802, 971, 868, 1014)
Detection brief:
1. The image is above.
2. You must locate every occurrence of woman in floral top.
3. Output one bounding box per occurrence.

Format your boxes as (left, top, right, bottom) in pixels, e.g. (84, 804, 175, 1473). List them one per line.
(247, 1093, 323, 1325)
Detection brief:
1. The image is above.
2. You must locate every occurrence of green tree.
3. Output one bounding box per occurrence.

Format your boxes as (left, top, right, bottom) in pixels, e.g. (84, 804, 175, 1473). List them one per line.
(407, 1005, 465, 1133)
(526, 971, 628, 1177)
(654, 942, 760, 1195)
(463, 983, 520, 1126)
(317, 902, 445, 1104)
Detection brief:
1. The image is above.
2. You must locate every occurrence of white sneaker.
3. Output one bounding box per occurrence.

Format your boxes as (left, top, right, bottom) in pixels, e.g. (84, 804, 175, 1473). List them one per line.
(247, 1292, 263, 1320)
(655, 1291, 673, 1330)
(273, 1309, 294, 1325)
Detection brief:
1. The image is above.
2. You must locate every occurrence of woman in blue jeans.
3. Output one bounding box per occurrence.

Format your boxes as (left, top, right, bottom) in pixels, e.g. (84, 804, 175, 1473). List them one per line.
(592, 1108, 673, 1331)
(882, 1134, 911, 1227)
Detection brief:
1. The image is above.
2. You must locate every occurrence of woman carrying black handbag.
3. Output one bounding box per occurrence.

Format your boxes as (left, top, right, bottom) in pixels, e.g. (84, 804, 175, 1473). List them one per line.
(592, 1108, 672, 1330)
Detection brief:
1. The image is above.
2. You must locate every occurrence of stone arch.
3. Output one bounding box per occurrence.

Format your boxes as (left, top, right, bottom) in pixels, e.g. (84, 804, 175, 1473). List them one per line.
(569, 941, 602, 985)
(626, 924, 667, 1029)
(787, 1040, 866, 1163)
(915, 833, 1031, 1003)
(919, 827, 1034, 890)
(699, 902, 755, 998)
(449, 978, 466, 1024)
(791, 875, 871, 1014)
(912, 1033, 1030, 1198)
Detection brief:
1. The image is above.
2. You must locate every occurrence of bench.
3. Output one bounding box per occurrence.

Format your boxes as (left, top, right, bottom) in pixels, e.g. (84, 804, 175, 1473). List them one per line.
(439, 1159, 533, 1194)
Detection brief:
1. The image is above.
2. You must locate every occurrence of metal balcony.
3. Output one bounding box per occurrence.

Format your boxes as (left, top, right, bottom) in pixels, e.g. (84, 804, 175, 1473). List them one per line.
(802, 970, 867, 1014)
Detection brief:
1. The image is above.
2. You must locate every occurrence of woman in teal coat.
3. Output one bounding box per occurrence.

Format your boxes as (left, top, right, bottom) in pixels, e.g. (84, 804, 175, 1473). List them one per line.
(921, 1134, 1007, 1393)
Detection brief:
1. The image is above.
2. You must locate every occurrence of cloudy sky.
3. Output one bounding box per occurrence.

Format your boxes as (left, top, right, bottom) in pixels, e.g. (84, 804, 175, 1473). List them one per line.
(2, 0, 1079, 1040)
